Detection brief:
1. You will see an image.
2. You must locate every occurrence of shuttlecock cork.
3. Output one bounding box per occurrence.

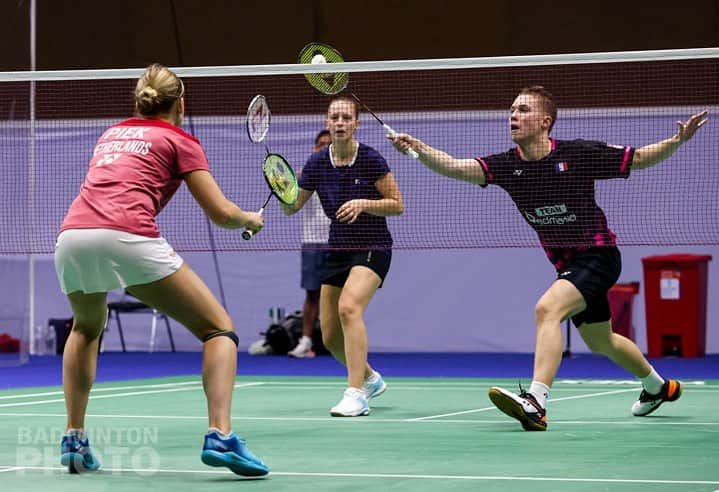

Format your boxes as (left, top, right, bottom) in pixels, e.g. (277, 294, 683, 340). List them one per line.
(311, 54, 327, 64)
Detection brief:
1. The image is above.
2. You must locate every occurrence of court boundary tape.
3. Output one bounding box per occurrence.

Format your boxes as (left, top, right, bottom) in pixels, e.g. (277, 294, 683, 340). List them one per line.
(0, 465, 716, 485)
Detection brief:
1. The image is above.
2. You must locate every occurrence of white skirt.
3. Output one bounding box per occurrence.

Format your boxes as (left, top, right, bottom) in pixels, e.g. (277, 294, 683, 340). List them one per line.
(55, 228, 184, 294)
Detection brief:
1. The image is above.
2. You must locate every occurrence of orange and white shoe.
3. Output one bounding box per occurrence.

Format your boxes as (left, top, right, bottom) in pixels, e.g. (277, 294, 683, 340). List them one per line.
(288, 336, 315, 358)
(631, 379, 682, 416)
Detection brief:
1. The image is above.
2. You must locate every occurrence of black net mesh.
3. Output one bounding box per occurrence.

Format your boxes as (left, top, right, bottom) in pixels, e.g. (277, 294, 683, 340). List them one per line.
(0, 56, 717, 254)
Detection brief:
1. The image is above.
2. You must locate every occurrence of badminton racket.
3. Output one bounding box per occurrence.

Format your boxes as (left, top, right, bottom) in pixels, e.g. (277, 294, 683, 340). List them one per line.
(246, 94, 271, 153)
(241, 153, 299, 240)
(298, 42, 419, 159)
(242, 95, 298, 239)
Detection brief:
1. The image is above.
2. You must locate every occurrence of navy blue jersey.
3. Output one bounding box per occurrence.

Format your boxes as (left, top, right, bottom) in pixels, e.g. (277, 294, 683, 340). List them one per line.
(478, 139, 634, 271)
(299, 143, 392, 249)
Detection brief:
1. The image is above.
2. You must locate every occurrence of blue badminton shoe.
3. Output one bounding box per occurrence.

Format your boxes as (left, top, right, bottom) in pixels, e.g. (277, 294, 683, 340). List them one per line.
(60, 432, 101, 473)
(200, 429, 269, 477)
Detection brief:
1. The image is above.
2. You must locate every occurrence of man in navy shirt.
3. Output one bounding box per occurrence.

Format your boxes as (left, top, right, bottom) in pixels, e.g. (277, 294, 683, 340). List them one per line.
(283, 96, 404, 417)
(389, 86, 707, 431)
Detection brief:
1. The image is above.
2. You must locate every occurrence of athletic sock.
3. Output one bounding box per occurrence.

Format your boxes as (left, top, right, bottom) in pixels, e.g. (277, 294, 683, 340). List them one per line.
(639, 367, 665, 395)
(65, 428, 86, 440)
(364, 370, 379, 383)
(208, 427, 232, 439)
(529, 381, 550, 408)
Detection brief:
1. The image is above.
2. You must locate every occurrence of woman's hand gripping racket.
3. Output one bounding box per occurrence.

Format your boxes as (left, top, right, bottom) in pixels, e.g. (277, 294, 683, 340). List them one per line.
(243, 95, 299, 240)
(298, 42, 419, 159)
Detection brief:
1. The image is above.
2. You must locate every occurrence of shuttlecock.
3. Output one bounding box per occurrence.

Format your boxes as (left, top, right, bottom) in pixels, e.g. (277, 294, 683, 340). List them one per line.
(311, 54, 327, 64)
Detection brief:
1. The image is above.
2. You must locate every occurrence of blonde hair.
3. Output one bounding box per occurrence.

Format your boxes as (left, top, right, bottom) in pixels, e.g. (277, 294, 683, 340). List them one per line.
(135, 63, 184, 116)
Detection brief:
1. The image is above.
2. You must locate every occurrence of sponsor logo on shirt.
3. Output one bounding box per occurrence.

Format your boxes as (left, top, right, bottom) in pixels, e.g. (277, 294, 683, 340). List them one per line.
(524, 203, 577, 226)
(536, 204, 568, 217)
(93, 126, 154, 165)
(513, 169, 524, 176)
(608, 144, 624, 149)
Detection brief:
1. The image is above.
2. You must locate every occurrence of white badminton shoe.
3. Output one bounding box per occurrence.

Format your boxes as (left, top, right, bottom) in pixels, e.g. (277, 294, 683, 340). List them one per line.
(362, 370, 387, 400)
(330, 387, 370, 417)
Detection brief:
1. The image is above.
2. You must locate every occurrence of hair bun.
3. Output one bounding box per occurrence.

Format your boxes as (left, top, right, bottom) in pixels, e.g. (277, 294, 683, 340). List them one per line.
(140, 87, 158, 99)
(135, 64, 182, 116)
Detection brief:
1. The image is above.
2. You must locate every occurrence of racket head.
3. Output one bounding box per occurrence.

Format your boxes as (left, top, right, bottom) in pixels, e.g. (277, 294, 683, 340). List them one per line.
(246, 94, 271, 143)
(262, 153, 298, 205)
(298, 42, 349, 95)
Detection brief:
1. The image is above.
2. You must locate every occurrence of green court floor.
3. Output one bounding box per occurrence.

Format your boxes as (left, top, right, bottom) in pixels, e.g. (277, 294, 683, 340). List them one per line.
(0, 376, 717, 491)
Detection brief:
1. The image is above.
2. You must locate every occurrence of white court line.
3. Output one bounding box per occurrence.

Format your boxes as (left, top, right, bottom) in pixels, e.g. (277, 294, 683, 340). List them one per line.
(0, 380, 202, 401)
(0, 379, 712, 402)
(0, 382, 263, 408)
(409, 388, 638, 421)
(2, 380, 715, 414)
(0, 467, 22, 473)
(237, 384, 719, 391)
(0, 412, 716, 426)
(2, 465, 718, 485)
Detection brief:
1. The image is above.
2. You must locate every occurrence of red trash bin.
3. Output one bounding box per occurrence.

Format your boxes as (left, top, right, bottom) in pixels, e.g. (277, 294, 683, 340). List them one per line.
(608, 282, 640, 341)
(641, 254, 712, 358)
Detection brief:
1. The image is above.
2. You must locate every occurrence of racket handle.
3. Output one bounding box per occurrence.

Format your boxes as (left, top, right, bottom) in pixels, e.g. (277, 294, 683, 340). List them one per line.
(241, 207, 265, 241)
(383, 124, 419, 159)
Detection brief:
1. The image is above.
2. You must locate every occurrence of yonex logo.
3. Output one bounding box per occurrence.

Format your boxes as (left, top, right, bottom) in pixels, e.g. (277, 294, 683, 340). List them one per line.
(513, 169, 523, 176)
(560, 271, 572, 277)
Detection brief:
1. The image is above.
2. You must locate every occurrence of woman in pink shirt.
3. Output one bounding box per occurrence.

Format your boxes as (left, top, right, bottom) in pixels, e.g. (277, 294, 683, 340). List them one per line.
(54, 64, 268, 476)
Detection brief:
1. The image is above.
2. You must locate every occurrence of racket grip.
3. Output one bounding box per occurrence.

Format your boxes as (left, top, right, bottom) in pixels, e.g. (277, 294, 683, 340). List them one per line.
(383, 124, 419, 159)
(241, 207, 265, 241)
(405, 147, 419, 159)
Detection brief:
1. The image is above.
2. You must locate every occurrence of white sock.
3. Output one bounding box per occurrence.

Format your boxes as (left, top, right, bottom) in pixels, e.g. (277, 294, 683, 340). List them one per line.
(208, 427, 232, 439)
(529, 381, 550, 408)
(66, 428, 86, 440)
(639, 367, 665, 395)
(365, 370, 379, 383)
(299, 335, 312, 348)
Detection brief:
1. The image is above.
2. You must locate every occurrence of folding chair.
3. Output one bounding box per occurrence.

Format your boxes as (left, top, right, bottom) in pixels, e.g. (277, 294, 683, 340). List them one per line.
(106, 291, 176, 352)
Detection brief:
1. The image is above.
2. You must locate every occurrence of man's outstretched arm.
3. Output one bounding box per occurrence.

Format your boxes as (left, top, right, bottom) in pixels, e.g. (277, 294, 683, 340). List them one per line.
(633, 110, 708, 171)
(387, 132, 487, 185)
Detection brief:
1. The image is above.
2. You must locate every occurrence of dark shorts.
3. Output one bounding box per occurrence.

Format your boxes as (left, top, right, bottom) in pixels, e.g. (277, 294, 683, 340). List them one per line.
(301, 245, 329, 291)
(322, 249, 392, 288)
(558, 247, 621, 328)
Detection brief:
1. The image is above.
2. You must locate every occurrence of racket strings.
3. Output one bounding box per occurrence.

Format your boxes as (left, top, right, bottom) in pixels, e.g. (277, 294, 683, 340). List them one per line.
(298, 42, 418, 157)
(246, 94, 270, 144)
(262, 155, 298, 205)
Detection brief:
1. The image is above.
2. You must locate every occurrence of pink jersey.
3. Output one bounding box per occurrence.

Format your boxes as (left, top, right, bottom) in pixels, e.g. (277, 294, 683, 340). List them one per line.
(60, 118, 210, 238)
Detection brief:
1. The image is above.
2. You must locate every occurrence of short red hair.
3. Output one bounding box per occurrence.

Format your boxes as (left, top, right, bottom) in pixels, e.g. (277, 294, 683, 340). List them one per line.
(518, 86, 557, 133)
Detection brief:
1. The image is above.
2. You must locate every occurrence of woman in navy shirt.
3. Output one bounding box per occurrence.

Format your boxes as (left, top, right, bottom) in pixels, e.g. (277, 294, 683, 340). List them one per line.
(283, 96, 404, 416)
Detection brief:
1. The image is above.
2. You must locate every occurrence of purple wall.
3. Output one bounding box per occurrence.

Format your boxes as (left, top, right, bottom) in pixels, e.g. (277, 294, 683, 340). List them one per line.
(11, 244, 719, 354)
(2, 107, 717, 353)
